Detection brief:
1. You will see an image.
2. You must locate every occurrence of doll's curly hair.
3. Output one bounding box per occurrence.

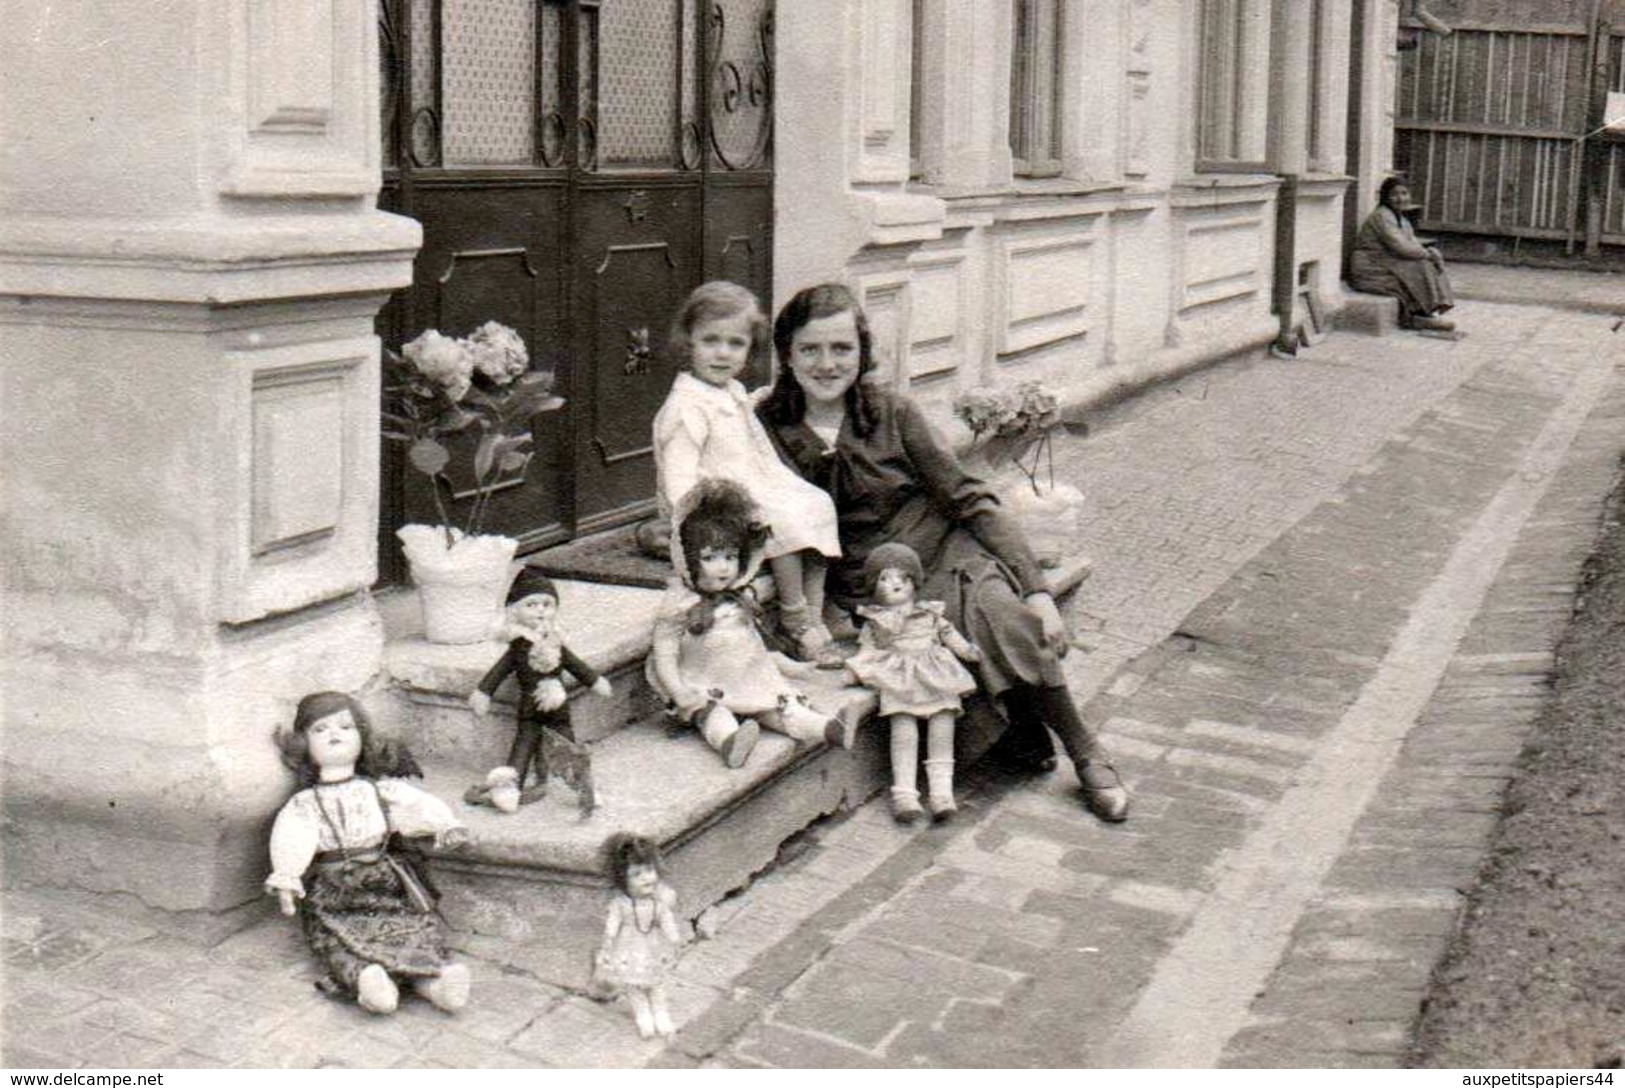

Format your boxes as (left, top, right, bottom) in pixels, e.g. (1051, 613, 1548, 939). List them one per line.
(603, 832, 664, 893)
(275, 691, 422, 788)
(677, 479, 768, 634)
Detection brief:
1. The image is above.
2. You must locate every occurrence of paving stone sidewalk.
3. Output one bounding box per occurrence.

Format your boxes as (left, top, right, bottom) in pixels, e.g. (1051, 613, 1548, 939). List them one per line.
(4, 297, 1621, 1068)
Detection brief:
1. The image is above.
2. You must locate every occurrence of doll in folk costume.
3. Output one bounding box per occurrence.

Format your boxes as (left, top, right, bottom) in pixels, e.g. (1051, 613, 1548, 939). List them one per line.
(467, 569, 611, 815)
(844, 543, 981, 824)
(646, 479, 857, 768)
(266, 691, 471, 1015)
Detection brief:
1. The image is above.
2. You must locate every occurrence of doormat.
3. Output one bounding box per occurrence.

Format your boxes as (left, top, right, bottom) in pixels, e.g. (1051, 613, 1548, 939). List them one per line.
(528, 524, 674, 591)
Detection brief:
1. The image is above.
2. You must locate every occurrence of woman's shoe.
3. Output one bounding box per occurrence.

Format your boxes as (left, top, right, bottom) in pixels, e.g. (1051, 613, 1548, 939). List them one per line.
(1411, 313, 1455, 332)
(1079, 761, 1130, 823)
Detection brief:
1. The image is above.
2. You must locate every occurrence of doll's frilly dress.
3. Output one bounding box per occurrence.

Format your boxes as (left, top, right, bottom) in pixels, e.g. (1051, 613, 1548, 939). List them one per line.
(847, 600, 978, 718)
(265, 777, 460, 996)
(597, 883, 681, 988)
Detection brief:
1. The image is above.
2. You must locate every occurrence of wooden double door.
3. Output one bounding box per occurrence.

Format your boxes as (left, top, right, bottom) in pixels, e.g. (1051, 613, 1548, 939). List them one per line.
(377, 0, 774, 579)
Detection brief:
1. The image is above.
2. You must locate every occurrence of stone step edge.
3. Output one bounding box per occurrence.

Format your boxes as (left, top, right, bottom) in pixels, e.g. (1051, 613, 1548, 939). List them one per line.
(416, 668, 877, 879)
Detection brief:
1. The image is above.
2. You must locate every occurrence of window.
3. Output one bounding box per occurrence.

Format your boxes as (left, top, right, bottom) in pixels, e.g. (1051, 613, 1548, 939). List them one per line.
(1195, 0, 1269, 171)
(1010, 0, 1063, 177)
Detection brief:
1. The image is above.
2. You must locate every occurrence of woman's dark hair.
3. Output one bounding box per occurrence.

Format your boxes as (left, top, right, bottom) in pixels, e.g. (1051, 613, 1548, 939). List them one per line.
(277, 690, 416, 787)
(604, 832, 663, 891)
(1378, 176, 1409, 209)
(761, 283, 880, 436)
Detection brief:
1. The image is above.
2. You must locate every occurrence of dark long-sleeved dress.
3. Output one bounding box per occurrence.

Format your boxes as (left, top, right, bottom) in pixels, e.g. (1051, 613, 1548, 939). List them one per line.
(476, 631, 602, 786)
(1349, 205, 1455, 317)
(762, 386, 1064, 703)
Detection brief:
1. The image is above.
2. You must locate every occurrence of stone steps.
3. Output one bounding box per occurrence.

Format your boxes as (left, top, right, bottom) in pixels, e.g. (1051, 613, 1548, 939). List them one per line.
(374, 552, 1094, 991)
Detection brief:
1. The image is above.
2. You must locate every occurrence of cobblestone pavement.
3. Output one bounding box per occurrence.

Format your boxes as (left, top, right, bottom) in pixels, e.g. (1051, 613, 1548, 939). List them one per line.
(5, 297, 1622, 1069)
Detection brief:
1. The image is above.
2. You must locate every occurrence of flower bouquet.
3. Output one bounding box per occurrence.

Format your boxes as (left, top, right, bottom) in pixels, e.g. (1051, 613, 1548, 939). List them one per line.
(383, 322, 565, 642)
(953, 381, 1083, 568)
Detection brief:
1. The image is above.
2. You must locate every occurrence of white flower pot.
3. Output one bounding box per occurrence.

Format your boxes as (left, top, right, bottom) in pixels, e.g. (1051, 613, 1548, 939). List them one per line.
(397, 526, 521, 644)
(999, 479, 1085, 569)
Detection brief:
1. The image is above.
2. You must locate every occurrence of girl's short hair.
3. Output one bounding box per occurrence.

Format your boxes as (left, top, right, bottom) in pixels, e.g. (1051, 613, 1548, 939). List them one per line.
(761, 282, 880, 436)
(668, 280, 769, 368)
(603, 832, 663, 891)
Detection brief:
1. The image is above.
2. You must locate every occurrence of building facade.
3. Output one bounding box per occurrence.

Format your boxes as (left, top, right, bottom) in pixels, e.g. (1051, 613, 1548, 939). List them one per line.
(0, 1, 1404, 911)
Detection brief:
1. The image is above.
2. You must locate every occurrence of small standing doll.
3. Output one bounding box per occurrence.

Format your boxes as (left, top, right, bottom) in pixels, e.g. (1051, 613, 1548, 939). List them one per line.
(845, 543, 982, 824)
(266, 691, 471, 1015)
(468, 569, 611, 815)
(647, 479, 856, 768)
(594, 833, 683, 1039)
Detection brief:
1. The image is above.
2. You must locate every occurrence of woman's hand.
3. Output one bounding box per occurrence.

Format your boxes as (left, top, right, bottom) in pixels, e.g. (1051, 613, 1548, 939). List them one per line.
(436, 826, 471, 851)
(592, 676, 613, 698)
(1025, 592, 1069, 658)
(468, 690, 491, 716)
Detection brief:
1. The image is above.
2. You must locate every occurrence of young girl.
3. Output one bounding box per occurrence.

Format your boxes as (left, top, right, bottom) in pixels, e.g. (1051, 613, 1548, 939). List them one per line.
(266, 691, 471, 1015)
(468, 569, 611, 813)
(647, 479, 857, 767)
(653, 280, 844, 667)
(845, 543, 982, 824)
(594, 834, 682, 1039)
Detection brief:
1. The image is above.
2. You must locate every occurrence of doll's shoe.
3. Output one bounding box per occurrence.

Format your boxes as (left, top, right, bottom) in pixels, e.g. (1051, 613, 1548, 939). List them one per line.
(416, 962, 471, 1013)
(928, 792, 958, 822)
(890, 787, 925, 825)
(1079, 761, 1130, 823)
(356, 964, 399, 1015)
(720, 719, 760, 769)
(823, 712, 857, 751)
(634, 1005, 657, 1039)
(653, 1006, 676, 1039)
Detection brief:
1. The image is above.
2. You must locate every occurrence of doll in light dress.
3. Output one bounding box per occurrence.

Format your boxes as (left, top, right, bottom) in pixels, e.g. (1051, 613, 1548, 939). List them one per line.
(845, 543, 982, 825)
(652, 280, 844, 667)
(594, 833, 683, 1039)
(646, 479, 857, 768)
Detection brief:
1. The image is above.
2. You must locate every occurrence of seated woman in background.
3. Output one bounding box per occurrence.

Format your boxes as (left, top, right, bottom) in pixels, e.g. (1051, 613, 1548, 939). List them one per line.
(1349, 178, 1456, 332)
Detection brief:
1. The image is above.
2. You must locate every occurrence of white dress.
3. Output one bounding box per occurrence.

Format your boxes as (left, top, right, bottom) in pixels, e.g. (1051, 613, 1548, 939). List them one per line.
(652, 372, 841, 559)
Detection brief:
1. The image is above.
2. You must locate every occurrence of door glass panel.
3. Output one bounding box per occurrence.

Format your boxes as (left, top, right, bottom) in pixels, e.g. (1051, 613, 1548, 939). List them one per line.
(597, 0, 679, 168)
(708, 0, 772, 170)
(442, 0, 536, 165)
(409, 0, 441, 166)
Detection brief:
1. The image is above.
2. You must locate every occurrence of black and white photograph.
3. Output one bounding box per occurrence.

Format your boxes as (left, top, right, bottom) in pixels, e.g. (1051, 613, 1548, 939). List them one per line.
(4, 0, 1625, 1073)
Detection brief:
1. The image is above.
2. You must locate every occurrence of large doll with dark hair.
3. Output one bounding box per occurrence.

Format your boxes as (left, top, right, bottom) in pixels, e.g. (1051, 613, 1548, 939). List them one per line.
(645, 479, 856, 768)
(266, 691, 471, 1015)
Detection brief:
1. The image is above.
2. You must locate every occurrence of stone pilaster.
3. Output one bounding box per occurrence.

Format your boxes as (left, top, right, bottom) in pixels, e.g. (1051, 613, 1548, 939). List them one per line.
(0, 1, 419, 911)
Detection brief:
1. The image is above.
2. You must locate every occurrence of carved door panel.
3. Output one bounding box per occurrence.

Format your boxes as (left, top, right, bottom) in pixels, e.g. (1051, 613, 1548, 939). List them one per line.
(379, 0, 773, 578)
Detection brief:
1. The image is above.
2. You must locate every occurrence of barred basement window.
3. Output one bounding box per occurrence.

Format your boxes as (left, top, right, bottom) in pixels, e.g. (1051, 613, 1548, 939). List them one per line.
(1196, 0, 1269, 172)
(1010, 0, 1063, 177)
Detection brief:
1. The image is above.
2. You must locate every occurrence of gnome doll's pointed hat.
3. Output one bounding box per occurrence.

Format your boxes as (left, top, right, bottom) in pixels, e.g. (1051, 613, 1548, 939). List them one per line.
(670, 478, 770, 591)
